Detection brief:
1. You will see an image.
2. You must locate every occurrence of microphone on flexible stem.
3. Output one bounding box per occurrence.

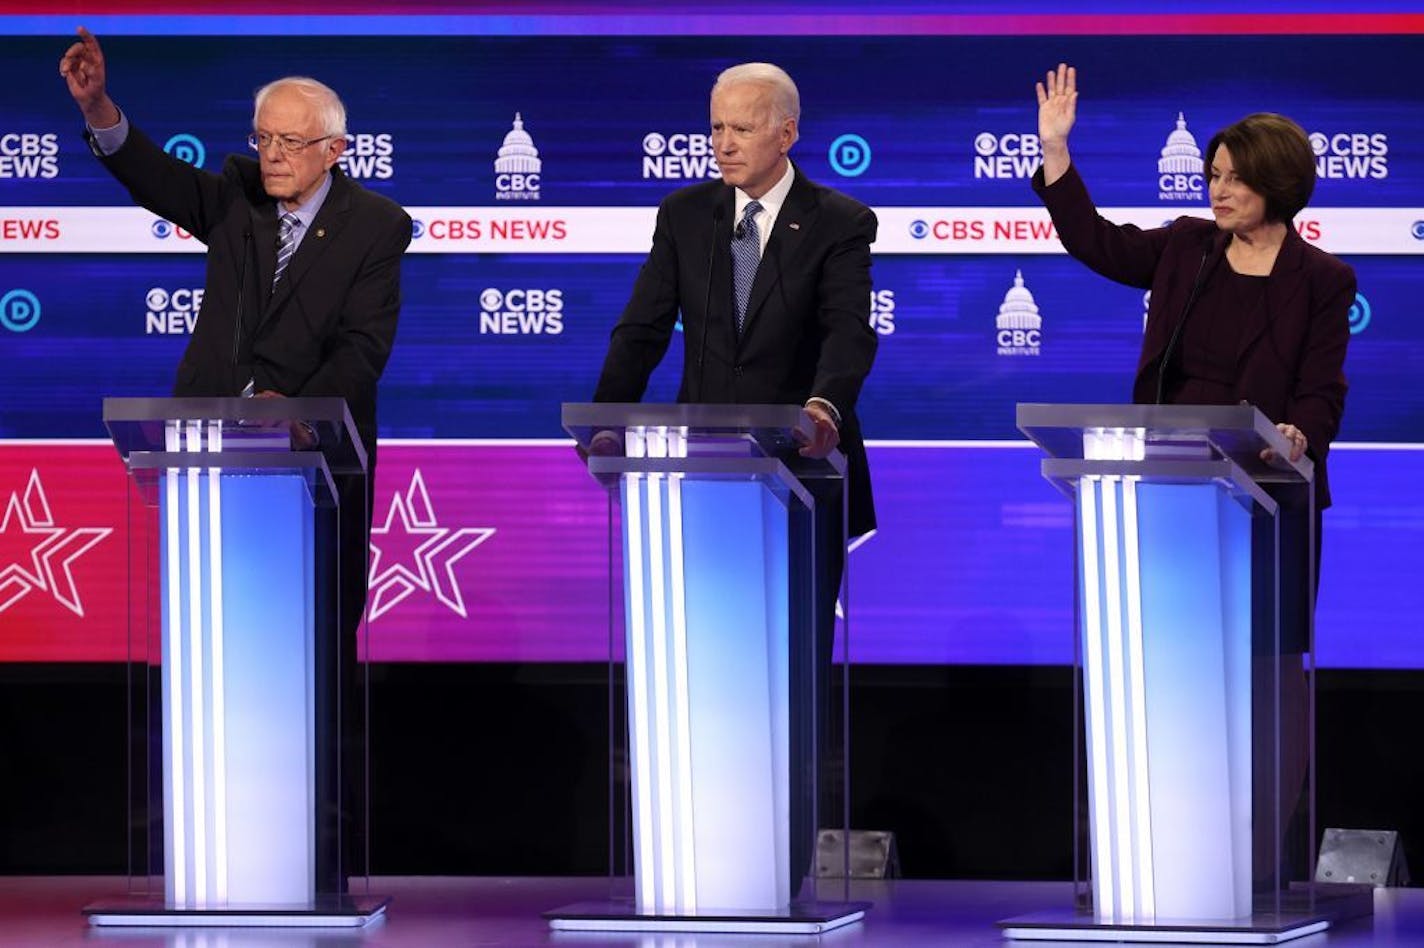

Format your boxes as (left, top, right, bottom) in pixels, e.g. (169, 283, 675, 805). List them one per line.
(696, 203, 725, 399)
(1155, 236, 1215, 405)
(230, 229, 253, 372)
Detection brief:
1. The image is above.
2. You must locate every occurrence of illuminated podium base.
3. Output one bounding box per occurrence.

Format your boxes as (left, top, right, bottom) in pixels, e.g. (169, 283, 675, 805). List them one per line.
(83, 894, 390, 929)
(545, 899, 870, 935)
(1000, 885, 1373, 944)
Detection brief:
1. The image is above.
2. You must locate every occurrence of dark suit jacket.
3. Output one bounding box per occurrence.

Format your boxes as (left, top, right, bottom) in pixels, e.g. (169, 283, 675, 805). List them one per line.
(1034, 164, 1354, 507)
(93, 123, 413, 460)
(594, 164, 879, 535)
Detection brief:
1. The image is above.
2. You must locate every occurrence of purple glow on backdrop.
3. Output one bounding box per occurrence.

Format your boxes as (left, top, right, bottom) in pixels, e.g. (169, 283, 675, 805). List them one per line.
(358, 442, 1424, 668)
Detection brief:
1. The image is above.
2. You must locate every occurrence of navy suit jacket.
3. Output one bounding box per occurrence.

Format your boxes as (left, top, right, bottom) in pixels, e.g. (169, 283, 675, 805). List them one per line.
(1035, 164, 1354, 507)
(94, 123, 412, 460)
(594, 164, 879, 535)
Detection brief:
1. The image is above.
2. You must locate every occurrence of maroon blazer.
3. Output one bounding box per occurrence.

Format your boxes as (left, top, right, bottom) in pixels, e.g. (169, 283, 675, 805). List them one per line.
(1034, 164, 1355, 507)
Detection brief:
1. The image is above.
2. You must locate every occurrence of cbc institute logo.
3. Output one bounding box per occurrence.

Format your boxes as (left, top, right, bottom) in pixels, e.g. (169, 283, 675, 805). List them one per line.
(1158, 113, 1203, 203)
(495, 113, 541, 201)
(995, 270, 1042, 357)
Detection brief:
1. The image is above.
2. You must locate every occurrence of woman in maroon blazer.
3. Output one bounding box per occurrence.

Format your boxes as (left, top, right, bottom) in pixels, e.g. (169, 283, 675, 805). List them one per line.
(1033, 65, 1353, 876)
(1032, 63, 1355, 513)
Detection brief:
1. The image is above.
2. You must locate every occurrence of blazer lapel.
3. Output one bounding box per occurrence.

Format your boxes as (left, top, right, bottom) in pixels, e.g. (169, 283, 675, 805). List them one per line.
(261, 172, 351, 325)
(709, 186, 737, 335)
(1236, 227, 1308, 363)
(740, 167, 815, 340)
(250, 203, 280, 305)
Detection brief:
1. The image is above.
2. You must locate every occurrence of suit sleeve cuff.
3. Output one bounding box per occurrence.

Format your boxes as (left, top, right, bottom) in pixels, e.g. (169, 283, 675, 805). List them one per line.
(84, 109, 129, 157)
(805, 396, 841, 427)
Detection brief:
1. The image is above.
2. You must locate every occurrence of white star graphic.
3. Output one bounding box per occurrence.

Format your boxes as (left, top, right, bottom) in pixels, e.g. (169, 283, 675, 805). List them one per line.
(0, 469, 112, 617)
(367, 469, 495, 622)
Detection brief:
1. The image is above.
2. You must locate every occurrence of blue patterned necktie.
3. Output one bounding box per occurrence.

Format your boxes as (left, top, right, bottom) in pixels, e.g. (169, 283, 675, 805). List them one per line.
(272, 212, 300, 290)
(731, 200, 763, 333)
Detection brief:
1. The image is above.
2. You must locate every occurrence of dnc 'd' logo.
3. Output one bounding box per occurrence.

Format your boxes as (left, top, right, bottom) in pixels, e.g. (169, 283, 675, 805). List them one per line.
(1, 288, 41, 332)
(163, 133, 206, 168)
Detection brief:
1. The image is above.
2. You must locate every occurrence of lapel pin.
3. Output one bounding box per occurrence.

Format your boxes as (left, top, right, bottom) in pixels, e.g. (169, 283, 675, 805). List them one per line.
(316, 228, 326, 238)
(788, 222, 801, 230)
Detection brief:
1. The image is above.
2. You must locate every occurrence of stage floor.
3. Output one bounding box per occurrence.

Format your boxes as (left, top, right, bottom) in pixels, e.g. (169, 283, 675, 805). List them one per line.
(2, 876, 1421, 946)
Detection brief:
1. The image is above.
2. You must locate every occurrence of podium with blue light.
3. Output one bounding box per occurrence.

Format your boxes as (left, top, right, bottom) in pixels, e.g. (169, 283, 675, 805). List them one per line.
(1005, 403, 1369, 944)
(549, 403, 867, 936)
(87, 397, 384, 928)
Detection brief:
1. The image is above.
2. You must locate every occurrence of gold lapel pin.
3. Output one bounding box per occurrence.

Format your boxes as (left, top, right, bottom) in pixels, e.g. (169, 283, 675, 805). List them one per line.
(316, 228, 326, 238)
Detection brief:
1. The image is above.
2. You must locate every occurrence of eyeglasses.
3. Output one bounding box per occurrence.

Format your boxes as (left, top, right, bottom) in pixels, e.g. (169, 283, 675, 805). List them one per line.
(247, 132, 335, 156)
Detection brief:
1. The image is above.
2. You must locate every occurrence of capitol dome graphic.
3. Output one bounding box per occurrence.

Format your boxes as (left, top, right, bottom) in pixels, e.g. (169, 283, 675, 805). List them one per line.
(495, 112, 541, 175)
(995, 269, 1042, 356)
(1158, 113, 1201, 175)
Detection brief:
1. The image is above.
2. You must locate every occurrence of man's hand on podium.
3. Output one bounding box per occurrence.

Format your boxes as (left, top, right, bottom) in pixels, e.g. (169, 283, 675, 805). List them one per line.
(795, 402, 840, 459)
(574, 429, 625, 488)
(254, 390, 319, 449)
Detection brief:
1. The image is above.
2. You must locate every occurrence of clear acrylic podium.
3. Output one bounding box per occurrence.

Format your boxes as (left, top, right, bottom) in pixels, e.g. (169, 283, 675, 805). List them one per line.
(547, 403, 867, 935)
(86, 397, 385, 927)
(1004, 404, 1370, 944)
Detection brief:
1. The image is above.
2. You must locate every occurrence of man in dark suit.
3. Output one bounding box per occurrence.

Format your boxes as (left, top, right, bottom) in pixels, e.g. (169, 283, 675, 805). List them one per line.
(62, 27, 411, 888)
(593, 62, 878, 895)
(595, 62, 877, 538)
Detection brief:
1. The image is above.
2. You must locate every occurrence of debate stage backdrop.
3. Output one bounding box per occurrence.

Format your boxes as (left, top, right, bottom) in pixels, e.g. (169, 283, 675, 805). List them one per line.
(2, 6, 1422, 669)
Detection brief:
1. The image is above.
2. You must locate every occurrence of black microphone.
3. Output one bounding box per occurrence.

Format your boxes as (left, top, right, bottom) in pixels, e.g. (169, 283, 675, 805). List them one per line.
(230, 229, 253, 371)
(1155, 236, 1216, 405)
(734, 218, 746, 240)
(696, 204, 725, 398)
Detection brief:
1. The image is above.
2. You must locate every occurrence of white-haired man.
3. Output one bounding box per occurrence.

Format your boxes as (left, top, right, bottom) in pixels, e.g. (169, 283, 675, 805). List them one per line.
(61, 26, 410, 891)
(593, 61, 878, 897)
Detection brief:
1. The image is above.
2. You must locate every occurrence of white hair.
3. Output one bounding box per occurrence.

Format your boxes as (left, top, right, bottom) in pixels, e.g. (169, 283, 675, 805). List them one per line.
(253, 76, 347, 138)
(713, 62, 801, 132)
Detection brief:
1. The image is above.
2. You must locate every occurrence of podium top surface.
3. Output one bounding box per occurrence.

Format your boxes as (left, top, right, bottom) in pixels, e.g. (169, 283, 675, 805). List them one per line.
(1016, 403, 1313, 485)
(561, 402, 845, 474)
(103, 396, 366, 475)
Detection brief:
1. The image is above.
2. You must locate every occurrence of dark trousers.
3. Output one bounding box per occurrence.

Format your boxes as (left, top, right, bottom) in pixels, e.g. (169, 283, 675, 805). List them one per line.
(788, 477, 847, 899)
(315, 464, 374, 894)
(1251, 492, 1321, 890)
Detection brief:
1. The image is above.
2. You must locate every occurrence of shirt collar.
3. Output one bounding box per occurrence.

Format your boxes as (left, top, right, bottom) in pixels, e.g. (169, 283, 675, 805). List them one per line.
(280, 170, 334, 229)
(735, 160, 795, 220)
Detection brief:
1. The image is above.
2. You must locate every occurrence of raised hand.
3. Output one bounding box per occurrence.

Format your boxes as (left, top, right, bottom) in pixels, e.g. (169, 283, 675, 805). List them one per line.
(1036, 63, 1077, 144)
(59, 27, 119, 128)
(1035, 63, 1076, 185)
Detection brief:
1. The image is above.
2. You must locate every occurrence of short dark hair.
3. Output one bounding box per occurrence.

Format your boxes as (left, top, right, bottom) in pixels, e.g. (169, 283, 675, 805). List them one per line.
(1204, 113, 1316, 223)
